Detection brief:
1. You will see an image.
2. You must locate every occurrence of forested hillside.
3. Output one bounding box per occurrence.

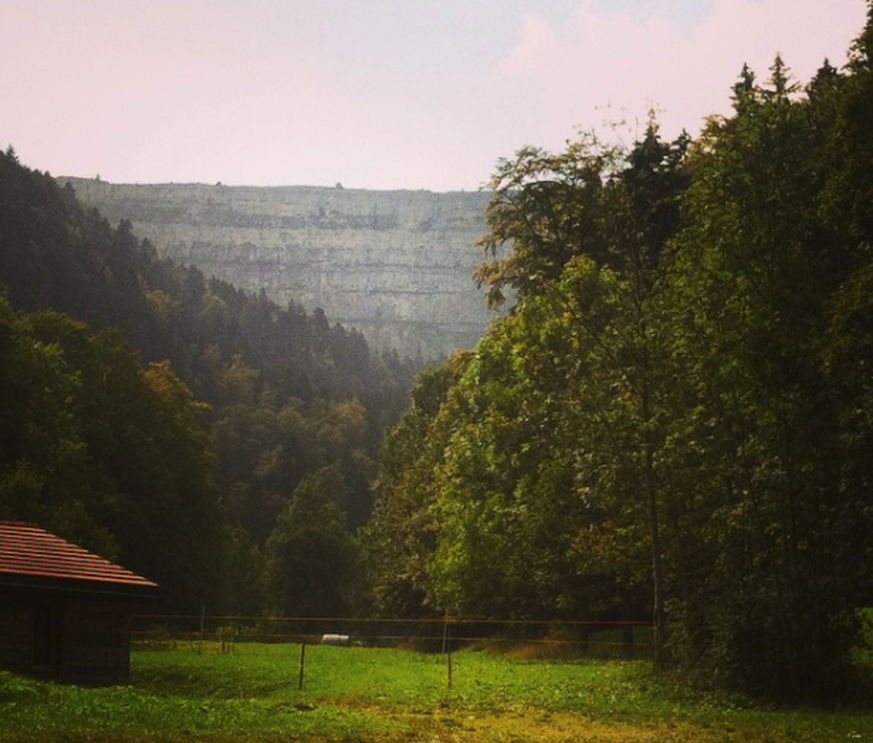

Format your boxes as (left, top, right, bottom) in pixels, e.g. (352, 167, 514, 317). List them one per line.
(5, 4, 873, 707)
(364, 9, 873, 702)
(0, 147, 418, 613)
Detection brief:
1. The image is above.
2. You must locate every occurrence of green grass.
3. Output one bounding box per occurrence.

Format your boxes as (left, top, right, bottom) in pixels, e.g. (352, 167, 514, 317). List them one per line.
(1, 642, 872, 742)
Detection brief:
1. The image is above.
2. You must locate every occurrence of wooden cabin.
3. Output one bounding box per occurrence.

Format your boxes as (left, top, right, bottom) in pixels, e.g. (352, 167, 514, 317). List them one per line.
(0, 521, 157, 685)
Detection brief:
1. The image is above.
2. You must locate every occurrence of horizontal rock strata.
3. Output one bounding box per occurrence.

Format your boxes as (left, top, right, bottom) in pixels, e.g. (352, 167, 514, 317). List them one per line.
(63, 178, 501, 358)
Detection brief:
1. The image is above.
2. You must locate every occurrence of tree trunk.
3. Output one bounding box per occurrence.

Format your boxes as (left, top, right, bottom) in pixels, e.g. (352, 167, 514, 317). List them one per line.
(644, 432, 666, 667)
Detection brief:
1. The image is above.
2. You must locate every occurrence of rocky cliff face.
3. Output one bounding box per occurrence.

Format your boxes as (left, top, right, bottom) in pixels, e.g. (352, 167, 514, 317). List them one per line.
(63, 178, 501, 358)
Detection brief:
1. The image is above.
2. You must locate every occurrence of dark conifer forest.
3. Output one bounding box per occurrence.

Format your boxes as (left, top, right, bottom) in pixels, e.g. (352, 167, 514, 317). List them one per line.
(0, 145, 418, 616)
(4, 4, 873, 704)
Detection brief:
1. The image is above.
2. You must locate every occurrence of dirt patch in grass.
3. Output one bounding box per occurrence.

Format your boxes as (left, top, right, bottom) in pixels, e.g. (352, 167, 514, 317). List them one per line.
(363, 706, 747, 743)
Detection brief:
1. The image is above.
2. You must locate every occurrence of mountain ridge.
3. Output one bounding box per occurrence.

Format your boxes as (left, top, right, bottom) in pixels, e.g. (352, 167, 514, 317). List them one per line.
(62, 177, 502, 358)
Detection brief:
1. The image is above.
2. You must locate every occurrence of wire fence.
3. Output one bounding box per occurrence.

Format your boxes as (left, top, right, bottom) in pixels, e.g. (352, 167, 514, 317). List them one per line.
(131, 614, 653, 661)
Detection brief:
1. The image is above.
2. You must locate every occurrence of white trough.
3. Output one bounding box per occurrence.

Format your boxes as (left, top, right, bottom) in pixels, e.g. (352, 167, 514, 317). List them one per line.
(321, 633, 351, 646)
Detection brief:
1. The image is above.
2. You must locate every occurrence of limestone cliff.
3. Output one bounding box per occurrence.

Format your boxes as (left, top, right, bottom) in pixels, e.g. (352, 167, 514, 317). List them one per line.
(62, 178, 502, 358)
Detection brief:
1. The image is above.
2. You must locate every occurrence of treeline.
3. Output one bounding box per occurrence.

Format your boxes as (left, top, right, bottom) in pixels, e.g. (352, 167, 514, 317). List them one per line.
(364, 12, 873, 702)
(0, 146, 418, 614)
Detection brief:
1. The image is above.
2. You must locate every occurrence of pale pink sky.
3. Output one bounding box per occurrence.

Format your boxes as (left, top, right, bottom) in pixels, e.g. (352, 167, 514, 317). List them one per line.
(2, 0, 867, 191)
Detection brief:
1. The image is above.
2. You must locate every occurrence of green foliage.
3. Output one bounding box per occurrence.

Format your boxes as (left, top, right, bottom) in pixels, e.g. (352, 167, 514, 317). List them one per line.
(265, 465, 362, 616)
(474, 136, 613, 307)
(366, 7, 873, 703)
(362, 357, 471, 617)
(369, 126, 690, 631)
(426, 265, 649, 621)
(0, 297, 223, 610)
(650, 50, 873, 698)
(0, 147, 419, 613)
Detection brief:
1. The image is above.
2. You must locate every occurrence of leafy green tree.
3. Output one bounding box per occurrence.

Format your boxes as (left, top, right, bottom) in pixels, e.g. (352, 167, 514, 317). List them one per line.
(367, 128, 688, 643)
(474, 136, 613, 307)
(0, 303, 118, 557)
(265, 465, 361, 616)
(24, 309, 224, 611)
(362, 358, 468, 617)
(816, 1, 873, 611)
(653, 54, 869, 698)
(0, 298, 225, 609)
(427, 267, 650, 621)
(223, 525, 266, 616)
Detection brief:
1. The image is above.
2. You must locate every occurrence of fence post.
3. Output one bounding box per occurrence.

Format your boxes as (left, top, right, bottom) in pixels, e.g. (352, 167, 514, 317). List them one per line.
(442, 617, 453, 689)
(447, 646, 453, 690)
(197, 605, 206, 653)
(298, 642, 306, 690)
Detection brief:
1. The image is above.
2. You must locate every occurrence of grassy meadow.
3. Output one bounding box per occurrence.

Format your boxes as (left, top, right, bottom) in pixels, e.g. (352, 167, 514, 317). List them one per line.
(1, 641, 872, 742)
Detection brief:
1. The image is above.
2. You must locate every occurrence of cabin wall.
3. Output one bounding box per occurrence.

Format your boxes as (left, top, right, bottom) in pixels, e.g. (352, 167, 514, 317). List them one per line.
(0, 589, 34, 670)
(63, 596, 132, 685)
(0, 586, 134, 685)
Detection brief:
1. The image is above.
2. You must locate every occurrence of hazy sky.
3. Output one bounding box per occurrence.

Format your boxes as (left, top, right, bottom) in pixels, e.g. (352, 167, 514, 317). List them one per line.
(3, 0, 867, 191)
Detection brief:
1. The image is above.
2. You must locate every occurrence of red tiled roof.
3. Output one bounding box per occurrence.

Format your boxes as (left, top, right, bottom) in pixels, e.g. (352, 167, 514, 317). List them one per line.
(0, 521, 157, 596)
